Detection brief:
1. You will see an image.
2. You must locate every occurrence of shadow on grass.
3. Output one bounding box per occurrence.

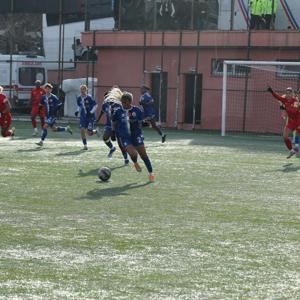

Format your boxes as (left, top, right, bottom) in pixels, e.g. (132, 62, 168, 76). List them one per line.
(17, 147, 45, 153)
(140, 128, 285, 155)
(278, 163, 300, 173)
(264, 162, 300, 173)
(78, 165, 128, 177)
(12, 136, 35, 141)
(56, 149, 87, 156)
(147, 143, 167, 148)
(81, 181, 151, 200)
(10, 121, 287, 156)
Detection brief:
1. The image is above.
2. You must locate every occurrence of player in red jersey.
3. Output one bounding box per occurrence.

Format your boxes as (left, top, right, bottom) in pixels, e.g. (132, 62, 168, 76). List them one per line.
(30, 80, 45, 136)
(0, 86, 15, 137)
(268, 86, 300, 158)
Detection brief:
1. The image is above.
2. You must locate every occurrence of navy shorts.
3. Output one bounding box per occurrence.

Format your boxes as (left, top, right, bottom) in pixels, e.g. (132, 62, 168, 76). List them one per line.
(118, 135, 133, 148)
(103, 125, 112, 135)
(46, 116, 56, 127)
(80, 117, 94, 132)
(144, 113, 156, 121)
(132, 134, 144, 147)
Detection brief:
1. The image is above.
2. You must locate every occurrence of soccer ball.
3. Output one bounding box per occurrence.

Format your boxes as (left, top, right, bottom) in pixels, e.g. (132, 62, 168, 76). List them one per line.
(98, 167, 111, 182)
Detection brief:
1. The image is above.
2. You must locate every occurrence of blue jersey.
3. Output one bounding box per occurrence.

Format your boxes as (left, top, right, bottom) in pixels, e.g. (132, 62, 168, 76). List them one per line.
(101, 101, 112, 127)
(76, 94, 97, 119)
(128, 106, 143, 137)
(140, 92, 155, 118)
(111, 103, 131, 138)
(40, 93, 62, 118)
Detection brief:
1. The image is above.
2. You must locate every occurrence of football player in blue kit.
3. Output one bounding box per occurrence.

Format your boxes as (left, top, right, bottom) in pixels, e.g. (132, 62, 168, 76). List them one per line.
(74, 84, 99, 150)
(36, 83, 72, 146)
(140, 85, 166, 143)
(108, 88, 142, 173)
(96, 91, 129, 164)
(113, 91, 154, 182)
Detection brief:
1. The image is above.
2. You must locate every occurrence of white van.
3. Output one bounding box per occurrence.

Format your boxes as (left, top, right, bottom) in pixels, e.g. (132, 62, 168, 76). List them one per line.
(0, 54, 47, 109)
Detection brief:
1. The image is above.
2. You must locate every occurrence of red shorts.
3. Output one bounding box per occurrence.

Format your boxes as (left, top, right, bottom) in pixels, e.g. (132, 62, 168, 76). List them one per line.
(31, 105, 45, 118)
(286, 120, 300, 133)
(0, 113, 12, 129)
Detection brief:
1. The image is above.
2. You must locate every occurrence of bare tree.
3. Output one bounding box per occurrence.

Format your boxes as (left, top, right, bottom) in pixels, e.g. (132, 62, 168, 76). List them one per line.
(0, 13, 42, 55)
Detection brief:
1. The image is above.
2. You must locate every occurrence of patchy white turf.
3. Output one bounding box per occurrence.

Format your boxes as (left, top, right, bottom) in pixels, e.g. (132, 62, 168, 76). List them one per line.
(0, 125, 300, 299)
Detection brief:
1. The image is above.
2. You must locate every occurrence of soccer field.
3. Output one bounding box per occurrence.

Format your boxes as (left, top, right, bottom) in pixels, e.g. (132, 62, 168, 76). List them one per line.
(0, 121, 299, 299)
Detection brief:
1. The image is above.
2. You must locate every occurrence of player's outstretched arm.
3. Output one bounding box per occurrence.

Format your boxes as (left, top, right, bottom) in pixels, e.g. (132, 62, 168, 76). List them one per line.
(267, 87, 286, 103)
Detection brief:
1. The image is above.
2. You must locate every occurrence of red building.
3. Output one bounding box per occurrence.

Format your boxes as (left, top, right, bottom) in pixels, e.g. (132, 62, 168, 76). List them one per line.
(51, 30, 300, 134)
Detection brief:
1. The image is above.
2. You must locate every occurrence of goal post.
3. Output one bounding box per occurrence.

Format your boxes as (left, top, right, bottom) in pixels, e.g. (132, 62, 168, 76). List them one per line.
(221, 60, 300, 136)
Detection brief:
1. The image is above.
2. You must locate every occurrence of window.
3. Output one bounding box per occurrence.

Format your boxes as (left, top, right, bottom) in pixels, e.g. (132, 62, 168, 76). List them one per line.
(212, 59, 250, 77)
(19, 67, 45, 86)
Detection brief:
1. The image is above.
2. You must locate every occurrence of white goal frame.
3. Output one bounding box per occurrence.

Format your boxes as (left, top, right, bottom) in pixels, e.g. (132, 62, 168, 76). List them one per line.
(221, 60, 300, 136)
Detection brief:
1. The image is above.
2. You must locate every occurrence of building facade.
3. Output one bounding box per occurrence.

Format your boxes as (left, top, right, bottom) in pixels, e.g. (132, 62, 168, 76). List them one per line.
(75, 30, 300, 134)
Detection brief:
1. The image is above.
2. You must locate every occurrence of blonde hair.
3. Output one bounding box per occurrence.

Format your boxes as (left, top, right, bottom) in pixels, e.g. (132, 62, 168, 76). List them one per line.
(0, 86, 3, 93)
(80, 84, 88, 90)
(104, 87, 123, 104)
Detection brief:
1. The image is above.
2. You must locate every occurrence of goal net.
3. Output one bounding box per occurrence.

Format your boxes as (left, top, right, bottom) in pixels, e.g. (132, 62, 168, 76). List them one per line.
(221, 61, 300, 136)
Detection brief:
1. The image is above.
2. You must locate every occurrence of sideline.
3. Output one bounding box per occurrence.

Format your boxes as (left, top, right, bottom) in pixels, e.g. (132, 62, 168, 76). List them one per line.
(13, 114, 77, 124)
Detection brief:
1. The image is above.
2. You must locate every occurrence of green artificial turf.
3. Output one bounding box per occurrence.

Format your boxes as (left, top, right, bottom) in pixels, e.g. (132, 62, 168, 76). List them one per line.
(0, 121, 299, 299)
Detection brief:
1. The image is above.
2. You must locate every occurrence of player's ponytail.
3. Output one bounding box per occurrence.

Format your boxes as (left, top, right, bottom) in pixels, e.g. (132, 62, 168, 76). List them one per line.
(104, 87, 123, 104)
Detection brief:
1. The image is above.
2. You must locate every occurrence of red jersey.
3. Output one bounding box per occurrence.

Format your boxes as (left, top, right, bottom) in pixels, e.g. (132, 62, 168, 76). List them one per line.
(271, 91, 300, 121)
(0, 93, 8, 113)
(31, 87, 45, 107)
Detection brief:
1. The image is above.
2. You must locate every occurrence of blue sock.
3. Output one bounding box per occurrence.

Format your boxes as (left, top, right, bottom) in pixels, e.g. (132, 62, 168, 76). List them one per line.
(142, 156, 153, 173)
(56, 127, 66, 132)
(41, 129, 47, 141)
(122, 150, 128, 160)
(82, 138, 87, 146)
(294, 136, 299, 145)
(104, 139, 113, 149)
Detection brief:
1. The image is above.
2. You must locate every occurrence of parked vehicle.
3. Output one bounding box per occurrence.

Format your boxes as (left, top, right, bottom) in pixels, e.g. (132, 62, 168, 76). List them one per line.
(0, 54, 47, 109)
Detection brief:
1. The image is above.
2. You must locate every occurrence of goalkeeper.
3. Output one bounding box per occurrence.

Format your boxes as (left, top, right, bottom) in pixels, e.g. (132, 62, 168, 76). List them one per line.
(268, 86, 300, 158)
(278, 88, 299, 151)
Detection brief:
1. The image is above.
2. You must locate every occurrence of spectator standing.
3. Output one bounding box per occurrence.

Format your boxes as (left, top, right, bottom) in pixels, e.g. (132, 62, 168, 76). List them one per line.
(158, 0, 176, 30)
(262, 0, 278, 29)
(250, 0, 264, 30)
(112, 0, 119, 29)
(72, 39, 87, 61)
(173, 0, 190, 30)
(193, 0, 209, 30)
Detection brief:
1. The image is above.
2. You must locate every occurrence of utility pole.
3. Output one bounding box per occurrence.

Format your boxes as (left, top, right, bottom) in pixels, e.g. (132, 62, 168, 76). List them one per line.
(230, 0, 235, 30)
(9, 0, 14, 104)
(57, 0, 63, 97)
(271, 0, 275, 30)
(84, 0, 90, 31)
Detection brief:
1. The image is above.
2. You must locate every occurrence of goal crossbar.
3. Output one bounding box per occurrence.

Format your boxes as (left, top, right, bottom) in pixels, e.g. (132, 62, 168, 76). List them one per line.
(223, 60, 300, 66)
